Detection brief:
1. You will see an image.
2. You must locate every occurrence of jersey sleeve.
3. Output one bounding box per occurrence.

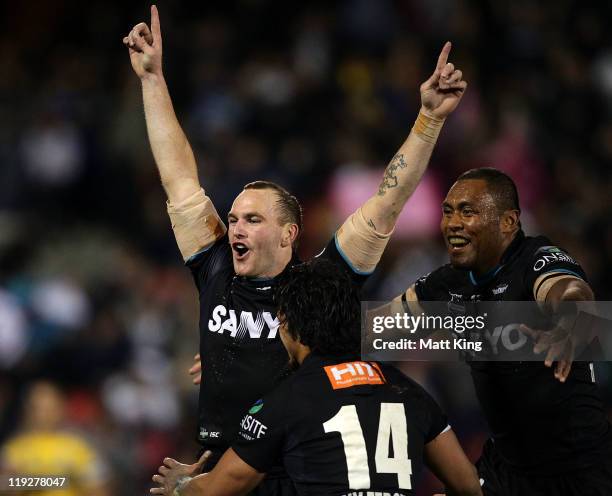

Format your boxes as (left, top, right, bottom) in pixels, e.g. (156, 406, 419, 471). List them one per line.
(524, 244, 588, 300)
(314, 236, 370, 286)
(186, 234, 233, 292)
(421, 389, 450, 443)
(231, 390, 288, 474)
(166, 188, 227, 261)
(384, 366, 450, 444)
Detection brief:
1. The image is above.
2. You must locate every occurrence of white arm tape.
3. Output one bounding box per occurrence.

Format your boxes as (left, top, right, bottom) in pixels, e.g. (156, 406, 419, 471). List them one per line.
(533, 273, 582, 302)
(167, 188, 227, 262)
(336, 207, 393, 274)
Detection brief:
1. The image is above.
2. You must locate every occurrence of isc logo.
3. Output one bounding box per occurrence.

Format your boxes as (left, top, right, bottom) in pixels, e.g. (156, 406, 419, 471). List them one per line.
(199, 428, 220, 439)
(324, 361, 386, 390)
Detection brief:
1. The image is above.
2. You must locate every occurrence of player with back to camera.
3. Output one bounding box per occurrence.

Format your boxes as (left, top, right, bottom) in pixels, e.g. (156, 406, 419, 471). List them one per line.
(151, 258, 483, 496)
(391, 168, 612, 495)
(123, 5, 468, 495)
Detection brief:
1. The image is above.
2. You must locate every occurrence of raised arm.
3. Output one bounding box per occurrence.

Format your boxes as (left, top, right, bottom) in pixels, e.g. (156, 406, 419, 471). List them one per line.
(336, 42, 467, 274)
(364, 41, 466, 232)
(123, 6, 226, 261)
(124, 5, 200, 203)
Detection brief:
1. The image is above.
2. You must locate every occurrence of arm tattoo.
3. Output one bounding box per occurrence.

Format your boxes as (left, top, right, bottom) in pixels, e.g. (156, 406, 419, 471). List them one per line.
(377, 153, 408, 196)
(367, 218, 377, 230)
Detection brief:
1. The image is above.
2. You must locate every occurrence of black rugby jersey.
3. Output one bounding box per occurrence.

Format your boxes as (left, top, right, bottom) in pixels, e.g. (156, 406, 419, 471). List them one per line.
(233, 354, 448, 496)
(414, 230, 612, 474)
(187, 234, 368, 464)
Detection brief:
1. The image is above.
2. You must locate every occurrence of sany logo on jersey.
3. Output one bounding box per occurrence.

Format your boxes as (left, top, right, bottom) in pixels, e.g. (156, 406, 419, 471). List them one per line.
(324, 361, 386, 390)
(208, 305, 279, 339)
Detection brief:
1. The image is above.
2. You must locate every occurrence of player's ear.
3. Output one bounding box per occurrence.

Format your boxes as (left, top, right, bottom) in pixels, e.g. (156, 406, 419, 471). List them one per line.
(280, 223, 299, 248)
(500, 209, 520, 233)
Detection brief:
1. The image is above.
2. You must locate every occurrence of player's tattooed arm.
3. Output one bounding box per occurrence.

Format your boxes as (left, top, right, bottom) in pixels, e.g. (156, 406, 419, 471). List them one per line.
(336, 44, 467, 274)
(361, 41, 467, 235)
(377, 153, 408, 196)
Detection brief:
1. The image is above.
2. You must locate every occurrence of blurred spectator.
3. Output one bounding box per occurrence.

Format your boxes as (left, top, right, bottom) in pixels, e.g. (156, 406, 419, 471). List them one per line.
(0, 381, 111, 496)
(0, 289, 28, 368)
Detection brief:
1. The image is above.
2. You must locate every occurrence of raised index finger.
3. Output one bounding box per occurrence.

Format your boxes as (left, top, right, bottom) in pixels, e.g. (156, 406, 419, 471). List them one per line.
(436, 41, 452, 71)
(151, 4, 162, 46)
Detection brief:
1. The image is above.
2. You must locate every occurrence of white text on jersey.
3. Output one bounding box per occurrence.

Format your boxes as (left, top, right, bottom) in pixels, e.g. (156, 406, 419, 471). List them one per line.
(240, 414, 268, 439)
(208, 305, 279, 339)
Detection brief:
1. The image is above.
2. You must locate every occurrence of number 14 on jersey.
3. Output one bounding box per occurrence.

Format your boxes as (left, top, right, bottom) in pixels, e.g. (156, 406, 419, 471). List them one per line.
(323, 403, 413, 489)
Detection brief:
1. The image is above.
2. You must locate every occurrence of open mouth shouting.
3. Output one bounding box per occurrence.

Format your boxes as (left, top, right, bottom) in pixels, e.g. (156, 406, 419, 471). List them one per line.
(232, 242, 251, 260)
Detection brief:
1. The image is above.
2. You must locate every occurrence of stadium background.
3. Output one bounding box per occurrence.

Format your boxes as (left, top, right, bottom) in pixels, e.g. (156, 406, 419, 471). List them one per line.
(0, 0, 610, 494)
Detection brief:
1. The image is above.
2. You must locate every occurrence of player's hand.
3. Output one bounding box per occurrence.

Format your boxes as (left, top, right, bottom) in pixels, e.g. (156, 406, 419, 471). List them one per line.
(150, 451, 211, 494)
(123, 5, 163, 80)
(519, 321, 575, 382)
(189, 353, 202, 385)
(420, 42, 467, 119)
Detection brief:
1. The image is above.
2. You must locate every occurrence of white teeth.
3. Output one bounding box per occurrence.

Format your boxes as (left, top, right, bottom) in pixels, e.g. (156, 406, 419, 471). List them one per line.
(448, 237, 469, 246)
(234, 243, 249, 255)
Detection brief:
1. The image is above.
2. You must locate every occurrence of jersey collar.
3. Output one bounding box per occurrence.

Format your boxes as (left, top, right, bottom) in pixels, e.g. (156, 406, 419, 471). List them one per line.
(469, 265, 504, 286)
(300, 352, 361, 370)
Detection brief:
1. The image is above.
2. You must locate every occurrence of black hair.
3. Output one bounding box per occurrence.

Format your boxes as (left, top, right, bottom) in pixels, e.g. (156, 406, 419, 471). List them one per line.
(243, 180, 303, 249)
(457, 167, 521, 215)
(275, 258, 361, 355)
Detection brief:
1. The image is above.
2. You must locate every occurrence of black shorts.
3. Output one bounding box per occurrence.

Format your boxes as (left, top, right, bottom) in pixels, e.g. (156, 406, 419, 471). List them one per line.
(476, 439, 612, 496)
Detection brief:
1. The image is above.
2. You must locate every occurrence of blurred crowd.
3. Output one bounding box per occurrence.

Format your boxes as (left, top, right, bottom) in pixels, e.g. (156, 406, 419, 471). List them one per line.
(0, 1, 610, 494)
